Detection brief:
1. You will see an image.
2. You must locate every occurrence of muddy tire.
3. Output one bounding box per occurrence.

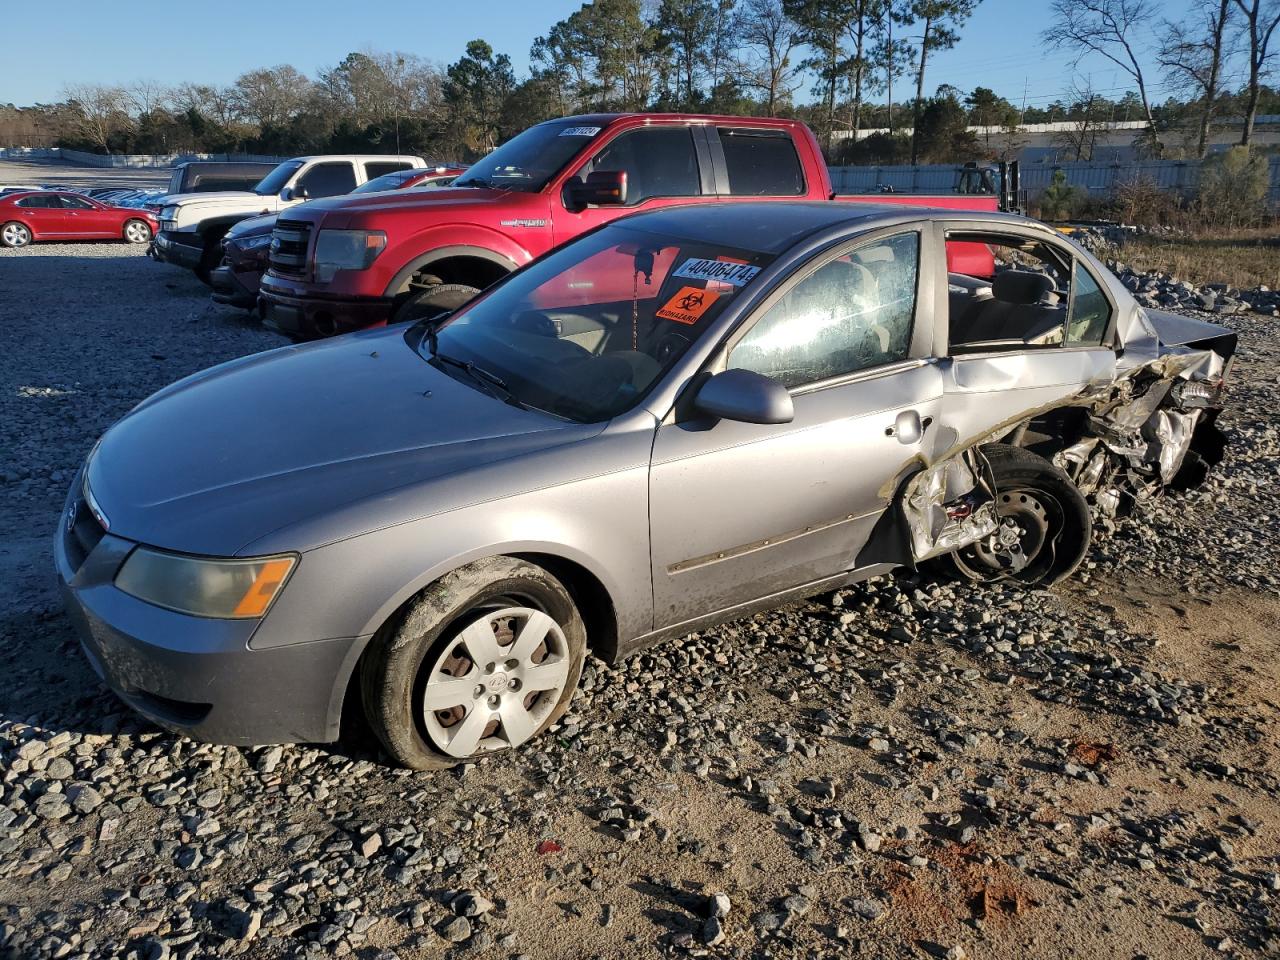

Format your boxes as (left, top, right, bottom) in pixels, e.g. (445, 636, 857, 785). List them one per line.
(939, 444, 1091, 587)
(393, 283, 480, 325)
(360, 557, 586, 770)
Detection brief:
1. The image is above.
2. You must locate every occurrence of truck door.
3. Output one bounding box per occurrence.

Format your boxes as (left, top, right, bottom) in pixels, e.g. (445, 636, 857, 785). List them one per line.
(553, 124, 713, 244)
(648, 228, 943, 628)
(292, 161, 357, 202)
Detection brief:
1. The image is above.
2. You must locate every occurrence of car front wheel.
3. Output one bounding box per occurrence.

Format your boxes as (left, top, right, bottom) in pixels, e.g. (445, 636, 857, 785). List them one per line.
(1, 222, 32, 248)
(941, 444, 1091, 587)
(123, 219, 152, 244)
(360, 557, 586, 770)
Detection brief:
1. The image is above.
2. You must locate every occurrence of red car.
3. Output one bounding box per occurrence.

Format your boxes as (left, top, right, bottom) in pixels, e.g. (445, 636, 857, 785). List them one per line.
(0, 191, 158, 248)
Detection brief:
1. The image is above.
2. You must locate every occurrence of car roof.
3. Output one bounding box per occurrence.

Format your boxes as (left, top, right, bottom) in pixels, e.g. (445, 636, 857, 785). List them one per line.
(612, 202, 1049, 254)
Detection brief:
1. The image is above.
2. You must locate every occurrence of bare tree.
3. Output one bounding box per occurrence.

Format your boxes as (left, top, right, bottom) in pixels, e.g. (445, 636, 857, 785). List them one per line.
(61, 83, 133, 153)
(232, 65, 313, 129)
(1231, 0, 1280, 145)
(1054, 78, 1108, 161)
(1044, 0, 1162, 154)
(1160, 0, 1235, 158)
(738, 0, 803, 115)
(124, 80, 172, 118)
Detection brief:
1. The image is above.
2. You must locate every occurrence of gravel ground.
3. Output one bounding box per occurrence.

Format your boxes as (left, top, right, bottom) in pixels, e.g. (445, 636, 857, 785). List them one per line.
(1, 242, 1278, 960)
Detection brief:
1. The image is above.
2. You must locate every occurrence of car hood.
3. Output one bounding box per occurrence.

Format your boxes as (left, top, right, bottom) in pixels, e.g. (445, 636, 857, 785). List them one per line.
(226, 212, 278, 240)
(88, 327, 595, 556)
(164, 190, 276, 209)
(287, 186, 512, 225)
(1144, 308, 1238, 361)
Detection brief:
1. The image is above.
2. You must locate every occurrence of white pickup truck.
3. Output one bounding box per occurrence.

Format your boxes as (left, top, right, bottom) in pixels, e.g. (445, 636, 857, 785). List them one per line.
(152, 154, 428, 282)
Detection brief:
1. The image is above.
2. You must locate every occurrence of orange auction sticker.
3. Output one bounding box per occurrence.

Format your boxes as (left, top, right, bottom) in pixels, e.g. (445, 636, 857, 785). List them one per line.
(656, 286, 721, 325)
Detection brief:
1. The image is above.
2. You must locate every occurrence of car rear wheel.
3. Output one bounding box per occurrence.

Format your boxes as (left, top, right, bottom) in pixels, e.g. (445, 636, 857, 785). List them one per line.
(393, 283, 480, 325)
(940, 444, 1091, 587)
(123, 219, 152, 244)
(1, 222, 32, 248)
(360, 557, 586, 770)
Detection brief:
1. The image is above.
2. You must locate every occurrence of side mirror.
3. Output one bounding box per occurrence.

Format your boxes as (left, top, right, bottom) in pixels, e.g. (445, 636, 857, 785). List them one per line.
(693, 368, 794, 425)
(284, 185, 308, 201)
(566, 170, 627, 210)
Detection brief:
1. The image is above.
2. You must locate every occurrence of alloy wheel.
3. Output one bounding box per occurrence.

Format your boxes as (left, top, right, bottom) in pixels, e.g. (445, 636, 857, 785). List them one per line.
(2, 223, 30, 247)
(125, 221, 150, 243)
(420, 605, 571, 758)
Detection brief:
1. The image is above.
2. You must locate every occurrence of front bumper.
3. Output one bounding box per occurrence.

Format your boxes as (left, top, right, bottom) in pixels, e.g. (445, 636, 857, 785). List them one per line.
(210, 262, 261, 309)
(152, 230, 203, 269)
(54, 480, 361, 746)
(258, 286, 393, 340)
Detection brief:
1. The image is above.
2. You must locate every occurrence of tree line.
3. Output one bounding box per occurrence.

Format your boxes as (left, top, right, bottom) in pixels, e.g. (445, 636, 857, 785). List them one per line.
(1, 0, 1278, 166)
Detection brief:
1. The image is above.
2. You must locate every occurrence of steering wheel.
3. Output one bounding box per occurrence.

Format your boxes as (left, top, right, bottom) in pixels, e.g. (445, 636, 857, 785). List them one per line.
(507, 310, 560, 338)
(654, 331, 690, 365)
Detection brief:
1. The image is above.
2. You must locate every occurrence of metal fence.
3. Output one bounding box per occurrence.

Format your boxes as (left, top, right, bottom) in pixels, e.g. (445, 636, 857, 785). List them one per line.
(0, 147, 285, 168)
(828, 157, 1280, 207)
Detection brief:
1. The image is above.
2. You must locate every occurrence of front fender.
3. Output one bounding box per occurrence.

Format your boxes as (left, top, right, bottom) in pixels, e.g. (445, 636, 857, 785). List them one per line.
(381, 224, 532, 296)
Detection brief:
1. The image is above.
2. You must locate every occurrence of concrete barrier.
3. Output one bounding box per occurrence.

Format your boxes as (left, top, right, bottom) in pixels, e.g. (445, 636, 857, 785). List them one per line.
(0, 147, 285, 168)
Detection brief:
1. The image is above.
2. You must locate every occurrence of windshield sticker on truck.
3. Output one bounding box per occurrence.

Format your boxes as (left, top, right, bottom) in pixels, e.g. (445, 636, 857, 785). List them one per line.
(672, 258, 761, 287)
(559, 126, 602, 137)
(656, 286, 721, 325)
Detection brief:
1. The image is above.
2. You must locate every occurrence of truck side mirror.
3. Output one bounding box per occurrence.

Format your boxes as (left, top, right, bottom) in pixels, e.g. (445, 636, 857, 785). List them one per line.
(284, 185, 309, 201)
(566, 170, 627, 210)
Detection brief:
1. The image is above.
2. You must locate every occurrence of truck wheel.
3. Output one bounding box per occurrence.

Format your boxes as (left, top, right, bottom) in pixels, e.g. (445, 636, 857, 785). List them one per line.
(360, 557, 586, 770)
(1, 222, 32, 248)
(123, 219, 152, 244)
(938, 444, 1091, 587)
(394, 283, 479, 325)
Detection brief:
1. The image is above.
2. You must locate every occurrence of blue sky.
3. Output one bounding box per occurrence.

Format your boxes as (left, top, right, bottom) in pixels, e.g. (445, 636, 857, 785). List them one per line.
(6, 0, 1211, 110)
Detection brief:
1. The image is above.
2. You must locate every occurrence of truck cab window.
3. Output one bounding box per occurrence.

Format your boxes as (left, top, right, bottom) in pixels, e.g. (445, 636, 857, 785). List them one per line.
(731, 232, 919, 388)
(297, 162, 357, 198)
(718, 128, 804, 196)
(365, 161, 413, 179)
(580, 127, 700, 205)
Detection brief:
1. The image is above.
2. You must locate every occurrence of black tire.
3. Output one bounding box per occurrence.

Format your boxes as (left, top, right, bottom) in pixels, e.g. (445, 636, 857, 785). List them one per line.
(123, 219, 152, 244)
(1, 221, 32, 248)
(938, 443, 1091, 587)
(360, 557, 587, 770)
(393, 283, 480, 325)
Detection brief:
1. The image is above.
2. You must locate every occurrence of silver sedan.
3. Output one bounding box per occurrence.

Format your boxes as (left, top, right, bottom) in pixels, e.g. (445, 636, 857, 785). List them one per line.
(56, 203, 1234, 768)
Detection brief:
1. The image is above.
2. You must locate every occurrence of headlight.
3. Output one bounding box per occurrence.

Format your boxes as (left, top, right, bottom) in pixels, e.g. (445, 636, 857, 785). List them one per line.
(161, 205, 177, 221)
(313, 229, 387, 281)
(239, 234, 273, 250)
(115, 547, 297, 619)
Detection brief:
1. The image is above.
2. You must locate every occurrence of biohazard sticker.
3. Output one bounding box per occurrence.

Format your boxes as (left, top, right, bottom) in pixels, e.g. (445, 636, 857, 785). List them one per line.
(672, 257, 761, 287)
(656, 286, 721, 325)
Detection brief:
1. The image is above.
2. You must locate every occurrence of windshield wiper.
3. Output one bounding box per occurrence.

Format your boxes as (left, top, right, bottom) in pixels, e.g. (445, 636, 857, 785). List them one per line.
(424, 330, 524, 408)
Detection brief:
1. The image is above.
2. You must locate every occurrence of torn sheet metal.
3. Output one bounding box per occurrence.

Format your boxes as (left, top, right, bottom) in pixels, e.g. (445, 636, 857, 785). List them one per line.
(904, 447, 999, 561)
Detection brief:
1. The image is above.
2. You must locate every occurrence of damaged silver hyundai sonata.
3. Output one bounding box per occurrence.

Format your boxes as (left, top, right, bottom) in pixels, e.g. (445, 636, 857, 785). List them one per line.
(56, 203, 1234, 769)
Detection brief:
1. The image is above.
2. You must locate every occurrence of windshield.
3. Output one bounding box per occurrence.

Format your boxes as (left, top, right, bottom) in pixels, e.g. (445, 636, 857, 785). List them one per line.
(454, 120, 603, 193)
(254, 160, 304, 196)
(412, 224, 775, 422)
(354, 169, 418, 193)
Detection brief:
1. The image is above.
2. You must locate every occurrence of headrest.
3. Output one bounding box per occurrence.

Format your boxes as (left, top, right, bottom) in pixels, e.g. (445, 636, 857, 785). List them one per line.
(992, 271, 1055, 305)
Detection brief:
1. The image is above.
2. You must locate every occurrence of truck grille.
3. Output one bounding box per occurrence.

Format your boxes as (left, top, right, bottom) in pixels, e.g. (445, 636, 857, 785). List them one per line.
(269, 219, 312, 276)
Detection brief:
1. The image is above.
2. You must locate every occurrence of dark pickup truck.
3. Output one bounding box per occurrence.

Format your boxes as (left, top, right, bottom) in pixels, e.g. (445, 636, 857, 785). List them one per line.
(258, 113, 1006, 340)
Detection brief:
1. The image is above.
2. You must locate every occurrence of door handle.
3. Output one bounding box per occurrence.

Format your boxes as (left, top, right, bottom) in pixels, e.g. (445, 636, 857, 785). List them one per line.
(885, 410, 930, 444)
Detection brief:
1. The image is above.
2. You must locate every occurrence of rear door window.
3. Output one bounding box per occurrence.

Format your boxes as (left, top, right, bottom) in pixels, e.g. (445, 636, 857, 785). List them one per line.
(297, 162, 357, 198)
(365, 161, 414, 179)
(717, 128, 804, 196)
(17, 195, 57, 208)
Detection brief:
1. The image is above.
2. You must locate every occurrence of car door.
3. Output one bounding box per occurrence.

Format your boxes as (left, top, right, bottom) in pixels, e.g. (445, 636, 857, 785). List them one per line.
(940, 225, 1118, 443)
(648, 227, 943, 629)
(552, 124, 713, 244)
(59, 194, 114, 237)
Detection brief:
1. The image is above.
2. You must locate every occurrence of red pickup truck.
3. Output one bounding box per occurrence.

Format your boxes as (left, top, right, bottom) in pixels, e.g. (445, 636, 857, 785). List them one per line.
(259, 113, 1002, 340)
